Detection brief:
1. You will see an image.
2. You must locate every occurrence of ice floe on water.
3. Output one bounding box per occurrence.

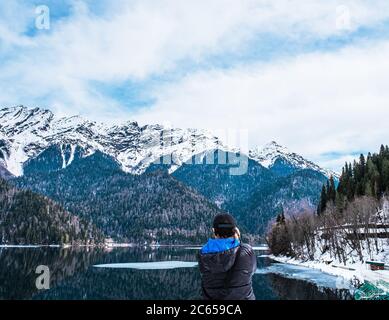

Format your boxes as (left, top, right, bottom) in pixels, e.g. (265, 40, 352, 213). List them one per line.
(255, 263, 353, 290)
(94, 261, 198, 270)
(184, 245, 268, 251)
(0, 245, 42, 248)
(252, 245, 269, 251)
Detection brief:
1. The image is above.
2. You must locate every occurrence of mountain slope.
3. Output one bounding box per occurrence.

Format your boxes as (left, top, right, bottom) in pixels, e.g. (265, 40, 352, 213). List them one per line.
(172, 150, 329, 235)
(231, 169, 329, 235)
(0, 177, 103, 245)
(15, 150, 226, 243)
(172, 149, 273, 208)
(0, 165, 13, 180)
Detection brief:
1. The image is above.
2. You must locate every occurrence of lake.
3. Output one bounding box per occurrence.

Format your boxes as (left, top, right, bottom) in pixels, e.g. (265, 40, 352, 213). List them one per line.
(0, 246, 353, 300)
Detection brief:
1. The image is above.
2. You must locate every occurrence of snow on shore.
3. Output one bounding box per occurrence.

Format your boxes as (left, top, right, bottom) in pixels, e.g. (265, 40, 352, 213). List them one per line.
(268, 226, 389, 290)
(269, 254, 389, 288)
(255, 262, 353, 290)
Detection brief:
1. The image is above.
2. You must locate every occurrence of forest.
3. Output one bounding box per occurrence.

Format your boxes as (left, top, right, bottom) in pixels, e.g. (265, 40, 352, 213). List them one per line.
(0, 177, 104, 245)
(268, 145, 389, 264)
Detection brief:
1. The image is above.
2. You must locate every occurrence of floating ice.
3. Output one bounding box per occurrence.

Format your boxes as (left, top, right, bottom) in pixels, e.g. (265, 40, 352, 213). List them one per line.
(94, 261, 198, 270)
(252, 246, 269, 251)
(255, 263, 353, 290)
(0, 245, 41, 248)
(184, 245, 268, 251)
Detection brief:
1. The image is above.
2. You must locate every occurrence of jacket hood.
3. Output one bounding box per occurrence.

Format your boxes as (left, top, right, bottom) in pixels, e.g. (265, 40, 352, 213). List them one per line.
(201, 238, 240, 254)
(199, 238, 240, 273)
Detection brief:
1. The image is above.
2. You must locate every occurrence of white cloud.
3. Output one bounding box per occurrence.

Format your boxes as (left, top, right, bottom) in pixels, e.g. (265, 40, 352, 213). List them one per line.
(1, 0, 389, 170)
(135, 39, 389, 171)
(318, 155, 361, 173)
(0, 1, 35, 47)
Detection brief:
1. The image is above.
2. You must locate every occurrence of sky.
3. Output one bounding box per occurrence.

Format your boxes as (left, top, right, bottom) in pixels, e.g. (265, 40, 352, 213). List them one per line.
(1, 0, 389, 172)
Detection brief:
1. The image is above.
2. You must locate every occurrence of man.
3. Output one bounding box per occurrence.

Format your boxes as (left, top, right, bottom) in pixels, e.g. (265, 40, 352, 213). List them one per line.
(198, 213, 257, 300)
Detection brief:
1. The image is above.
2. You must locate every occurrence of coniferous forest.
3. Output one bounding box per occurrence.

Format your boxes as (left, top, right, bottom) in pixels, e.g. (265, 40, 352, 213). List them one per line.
(268, 145, 389, 264)
(14, 152, 225, 244)
(0, 177, 104, 245)
(318, 144, 389, 214)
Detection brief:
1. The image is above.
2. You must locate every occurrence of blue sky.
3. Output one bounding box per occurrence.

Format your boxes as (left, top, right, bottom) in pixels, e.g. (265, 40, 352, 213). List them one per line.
(1, 0, 389, 172)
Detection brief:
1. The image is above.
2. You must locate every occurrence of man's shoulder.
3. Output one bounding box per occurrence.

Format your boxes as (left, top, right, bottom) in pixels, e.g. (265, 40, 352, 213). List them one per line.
(239, 243, 255, 256)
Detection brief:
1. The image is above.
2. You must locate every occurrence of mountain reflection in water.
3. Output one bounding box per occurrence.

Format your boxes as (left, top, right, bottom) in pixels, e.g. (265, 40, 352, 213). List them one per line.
(0, 246, 353, 300)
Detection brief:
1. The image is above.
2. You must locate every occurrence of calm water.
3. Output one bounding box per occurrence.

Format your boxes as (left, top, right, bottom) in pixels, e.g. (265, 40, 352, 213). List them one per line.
(0, 246, 353, 300)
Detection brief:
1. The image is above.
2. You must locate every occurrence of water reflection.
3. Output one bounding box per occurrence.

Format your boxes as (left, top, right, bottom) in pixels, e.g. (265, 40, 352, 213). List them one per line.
(0, 247, 353, 300)
(0, 247, 103, 299)
(266, 274, 352, 300)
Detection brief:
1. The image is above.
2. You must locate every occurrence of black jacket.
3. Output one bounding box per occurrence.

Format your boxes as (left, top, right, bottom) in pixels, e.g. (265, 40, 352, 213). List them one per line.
(198, 243, 257, 300)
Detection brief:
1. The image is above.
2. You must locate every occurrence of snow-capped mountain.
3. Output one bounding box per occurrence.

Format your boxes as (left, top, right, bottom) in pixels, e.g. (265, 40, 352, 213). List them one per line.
(0, 106, 226, 176)
(4, 106, 338, 239)
(249, 141, 337, 178)
(0, 106, 336, 178)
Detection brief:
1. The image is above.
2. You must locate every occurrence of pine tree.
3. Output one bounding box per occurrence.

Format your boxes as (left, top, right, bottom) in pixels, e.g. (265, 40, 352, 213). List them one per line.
(366, 158, 379, 197)
(329, 176, 336, 202)
(382, 158, 389, 193)
(318, 185, 327, 215)
(380, 144, 386, 156)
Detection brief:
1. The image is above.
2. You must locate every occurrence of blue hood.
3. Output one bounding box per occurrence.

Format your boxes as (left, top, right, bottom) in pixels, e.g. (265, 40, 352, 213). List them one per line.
(201, 238, 240, 254)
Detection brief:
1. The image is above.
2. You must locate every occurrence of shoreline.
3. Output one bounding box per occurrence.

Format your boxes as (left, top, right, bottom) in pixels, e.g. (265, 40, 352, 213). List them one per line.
(0, 243, 269, 249)
(269, 255, 389, 289)
(0, 244, 129, 248)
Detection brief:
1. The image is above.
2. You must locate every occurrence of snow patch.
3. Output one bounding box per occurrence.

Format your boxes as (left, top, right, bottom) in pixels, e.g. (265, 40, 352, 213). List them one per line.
(256, 262, 353, 290)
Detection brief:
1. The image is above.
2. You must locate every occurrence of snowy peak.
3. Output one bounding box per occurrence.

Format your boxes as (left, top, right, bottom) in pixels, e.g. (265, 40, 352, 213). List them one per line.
(0, 106, 336, 179)
(249, 141, 290, 168)
(249, 141, 338, 179)
(0, 105, 54, 136)
(0, 106, 226, 176)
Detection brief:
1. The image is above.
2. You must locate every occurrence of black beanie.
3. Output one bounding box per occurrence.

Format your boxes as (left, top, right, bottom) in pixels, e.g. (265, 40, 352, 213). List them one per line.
(213, 214, 237, 230)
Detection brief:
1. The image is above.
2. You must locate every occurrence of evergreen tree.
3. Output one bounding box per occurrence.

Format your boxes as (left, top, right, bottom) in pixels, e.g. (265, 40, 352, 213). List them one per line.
(328, 176, 336, 202)
(382, 158, 389, 193)
(318, 185, 327, 215)
(276, 207, 286, 224)
(317, 145, 389, 213)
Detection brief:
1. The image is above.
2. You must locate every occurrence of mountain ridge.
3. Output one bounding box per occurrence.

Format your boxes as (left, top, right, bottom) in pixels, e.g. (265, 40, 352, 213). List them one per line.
(0, 105, 337, 179)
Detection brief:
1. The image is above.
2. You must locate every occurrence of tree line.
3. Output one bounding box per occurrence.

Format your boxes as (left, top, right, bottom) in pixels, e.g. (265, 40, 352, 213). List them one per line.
(0, 177, 104, 245)
(268, 145, 389, 264)
(318, 144, 389, 214)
